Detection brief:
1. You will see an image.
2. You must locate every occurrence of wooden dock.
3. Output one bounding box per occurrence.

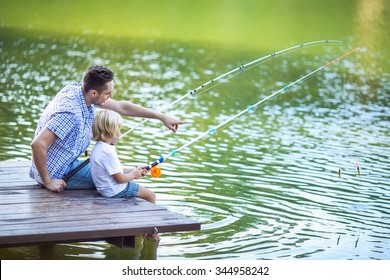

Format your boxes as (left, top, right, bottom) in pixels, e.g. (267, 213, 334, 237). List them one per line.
(0, 160, 200, 248)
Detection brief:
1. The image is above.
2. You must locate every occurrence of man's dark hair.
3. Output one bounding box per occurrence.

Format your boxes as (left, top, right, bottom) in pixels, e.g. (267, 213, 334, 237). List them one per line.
(82, 65, 114, 93)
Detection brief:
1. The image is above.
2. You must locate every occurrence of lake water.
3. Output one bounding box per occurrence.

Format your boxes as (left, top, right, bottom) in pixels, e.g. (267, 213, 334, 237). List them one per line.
(0, 0, 389, 260)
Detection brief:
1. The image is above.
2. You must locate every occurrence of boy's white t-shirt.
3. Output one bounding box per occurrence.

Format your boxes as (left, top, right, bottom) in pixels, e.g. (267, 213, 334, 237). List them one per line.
(90, 141, 127, 197)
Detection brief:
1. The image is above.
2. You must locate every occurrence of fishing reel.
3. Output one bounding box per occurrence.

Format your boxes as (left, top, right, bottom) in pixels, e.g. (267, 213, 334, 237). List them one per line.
(150, 166, 162, 178)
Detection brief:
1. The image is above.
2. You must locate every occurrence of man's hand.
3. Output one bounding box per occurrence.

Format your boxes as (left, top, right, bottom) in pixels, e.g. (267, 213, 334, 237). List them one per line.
(161, 114, 184, 133)
(44, 179, 66, 193)
(101, 100, 184, 132)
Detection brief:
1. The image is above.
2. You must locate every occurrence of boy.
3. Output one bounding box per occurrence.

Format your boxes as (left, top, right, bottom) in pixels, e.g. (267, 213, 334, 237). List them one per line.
(90, 109, 160, 242)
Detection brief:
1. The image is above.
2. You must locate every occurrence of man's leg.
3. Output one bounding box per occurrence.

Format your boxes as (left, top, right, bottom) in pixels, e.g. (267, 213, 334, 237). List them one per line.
(65, 160, 95, 190)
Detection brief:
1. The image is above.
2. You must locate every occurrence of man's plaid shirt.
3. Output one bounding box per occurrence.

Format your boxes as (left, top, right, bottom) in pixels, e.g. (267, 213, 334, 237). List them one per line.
(30, 83, 95, 183)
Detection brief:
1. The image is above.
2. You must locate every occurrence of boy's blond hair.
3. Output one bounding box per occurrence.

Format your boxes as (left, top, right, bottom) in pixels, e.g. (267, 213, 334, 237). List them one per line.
(92, 109, 123, 142)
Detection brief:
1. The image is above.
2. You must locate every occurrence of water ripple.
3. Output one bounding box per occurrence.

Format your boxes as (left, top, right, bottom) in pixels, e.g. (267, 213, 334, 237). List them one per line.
(1, 32, 389, 260)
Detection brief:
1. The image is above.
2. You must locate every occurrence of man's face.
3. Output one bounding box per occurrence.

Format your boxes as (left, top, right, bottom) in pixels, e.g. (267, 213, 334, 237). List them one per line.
(95, 80, 114, 106)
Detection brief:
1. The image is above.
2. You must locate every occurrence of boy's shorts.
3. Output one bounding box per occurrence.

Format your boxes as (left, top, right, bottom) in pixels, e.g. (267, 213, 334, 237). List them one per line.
(112, 181, 140, 198)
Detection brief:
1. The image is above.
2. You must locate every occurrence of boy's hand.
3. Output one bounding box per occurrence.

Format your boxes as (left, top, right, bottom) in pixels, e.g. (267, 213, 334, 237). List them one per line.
(132, 167, 148, 179)
(138, 167, 148, 177)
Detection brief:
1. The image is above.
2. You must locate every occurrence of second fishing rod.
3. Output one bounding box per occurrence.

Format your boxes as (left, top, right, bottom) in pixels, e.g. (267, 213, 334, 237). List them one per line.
(121, 40, 348, 139)
(144, 47, 360, 178)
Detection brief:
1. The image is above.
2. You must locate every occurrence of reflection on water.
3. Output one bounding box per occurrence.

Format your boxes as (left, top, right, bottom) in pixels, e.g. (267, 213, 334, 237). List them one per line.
(1, 10, 389, 260)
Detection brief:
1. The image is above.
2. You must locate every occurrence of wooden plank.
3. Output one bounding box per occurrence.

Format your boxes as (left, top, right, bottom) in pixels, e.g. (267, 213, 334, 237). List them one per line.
(0, 160, 201, 248)
(0, 196, 167, 214)
(0, 160, 37, 188)
(1, 213, 199, 246)
(1, 208, 185, 229)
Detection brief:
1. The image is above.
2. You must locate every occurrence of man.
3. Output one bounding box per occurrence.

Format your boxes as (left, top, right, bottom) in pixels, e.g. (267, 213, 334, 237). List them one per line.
(30, 65, 182, 193)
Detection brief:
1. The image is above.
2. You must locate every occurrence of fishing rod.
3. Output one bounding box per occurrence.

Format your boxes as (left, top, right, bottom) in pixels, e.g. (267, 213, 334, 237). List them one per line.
(121, 39, 349, 138)
(145, 47, 360, 178)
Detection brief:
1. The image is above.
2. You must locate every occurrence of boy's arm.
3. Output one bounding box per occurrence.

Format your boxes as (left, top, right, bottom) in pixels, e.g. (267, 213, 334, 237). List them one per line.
(112, 168, 147, 184)
(123, 167, 134, 174)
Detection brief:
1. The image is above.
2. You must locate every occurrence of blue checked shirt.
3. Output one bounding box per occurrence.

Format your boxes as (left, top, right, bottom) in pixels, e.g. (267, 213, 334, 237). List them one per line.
(30, 83, 95, 183)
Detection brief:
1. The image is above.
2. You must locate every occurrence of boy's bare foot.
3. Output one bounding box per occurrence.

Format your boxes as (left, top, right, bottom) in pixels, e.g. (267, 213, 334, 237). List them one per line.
(146, 233, 161, 244)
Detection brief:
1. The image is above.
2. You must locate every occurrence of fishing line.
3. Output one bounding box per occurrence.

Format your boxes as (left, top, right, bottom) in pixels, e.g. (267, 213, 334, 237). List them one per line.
(353, 48, 365, 189)
(337, 62, 348, 184)
(333, 66, 361, 249)
(144, 47, 360, 177)
(121, 40, 349, 142)
(327, 53, 367, 250)
(335, 51, 365, 188)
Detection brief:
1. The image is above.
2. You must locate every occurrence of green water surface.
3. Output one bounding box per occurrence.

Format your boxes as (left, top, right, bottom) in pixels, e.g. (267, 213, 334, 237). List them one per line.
(0, 0, 389, 260)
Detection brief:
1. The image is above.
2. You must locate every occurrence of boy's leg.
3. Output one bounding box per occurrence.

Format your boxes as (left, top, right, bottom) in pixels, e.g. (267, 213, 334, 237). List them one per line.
(65, 160, 95, 190)
(137, 186, 156, 204)
(137, 186, 160, 242)
(113, 183, 159, 243)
